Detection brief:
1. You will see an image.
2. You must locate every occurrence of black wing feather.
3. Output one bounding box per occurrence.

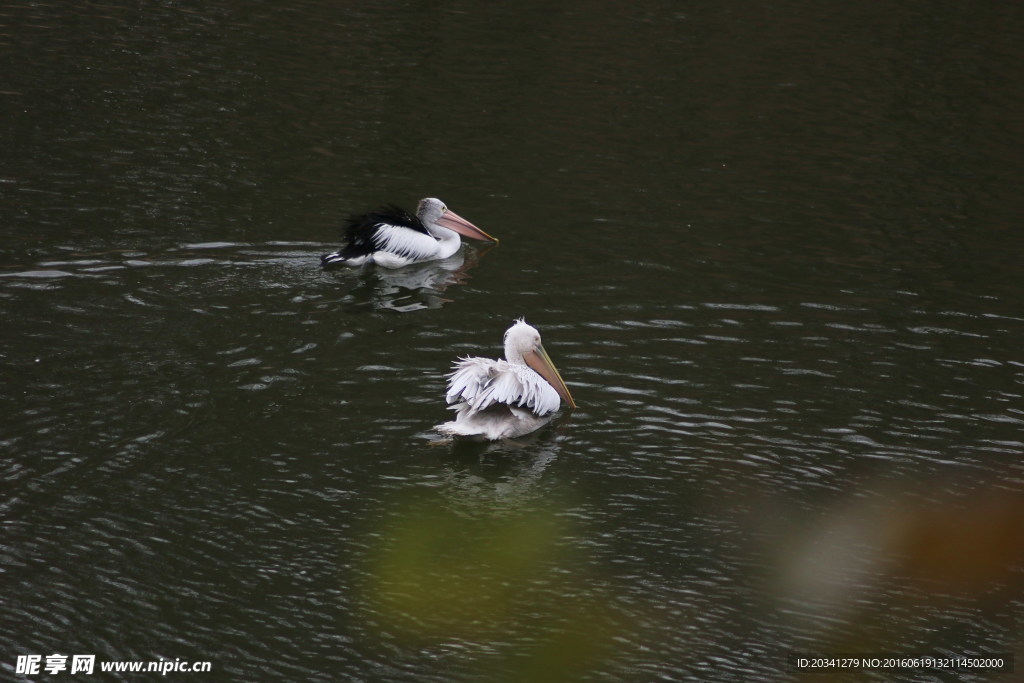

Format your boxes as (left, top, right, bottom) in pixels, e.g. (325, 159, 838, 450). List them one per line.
(342, 204, 425, 258)
(321, 204, 429, 266)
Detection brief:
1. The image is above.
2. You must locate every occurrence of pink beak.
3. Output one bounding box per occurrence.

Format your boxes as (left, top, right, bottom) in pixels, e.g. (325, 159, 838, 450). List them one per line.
(523, 344, 576, 409)
(435, 209, 498, 243)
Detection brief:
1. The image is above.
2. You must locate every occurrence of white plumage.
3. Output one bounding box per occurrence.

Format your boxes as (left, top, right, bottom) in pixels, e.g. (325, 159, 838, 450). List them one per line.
(371, 224, 450, 264)
(436, 319, 576, 440)
(446, 358, 562, 416)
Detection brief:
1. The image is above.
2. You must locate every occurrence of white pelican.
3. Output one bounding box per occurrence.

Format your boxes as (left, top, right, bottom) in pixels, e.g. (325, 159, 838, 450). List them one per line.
(321, 198, 497, 269)
(436, 319, 576, 440)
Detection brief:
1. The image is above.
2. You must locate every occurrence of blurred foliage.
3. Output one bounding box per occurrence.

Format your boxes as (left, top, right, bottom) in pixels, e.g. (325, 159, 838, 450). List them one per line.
(766, 480, 1024, 679)
(360, 495, 622, 680)
(356, 464, 1024, 680)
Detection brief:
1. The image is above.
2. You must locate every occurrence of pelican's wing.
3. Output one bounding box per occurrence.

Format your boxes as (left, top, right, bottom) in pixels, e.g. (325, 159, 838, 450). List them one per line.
(446, 357, 561, 416)
(371, 225, 441, 260)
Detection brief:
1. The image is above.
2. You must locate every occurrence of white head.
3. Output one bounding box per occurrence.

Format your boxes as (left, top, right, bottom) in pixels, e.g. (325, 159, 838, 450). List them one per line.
(415, 197, 498, 242)
(416, 197, 447, 226)
(503, 318, 542, 363)
(503, 318, 576, 408)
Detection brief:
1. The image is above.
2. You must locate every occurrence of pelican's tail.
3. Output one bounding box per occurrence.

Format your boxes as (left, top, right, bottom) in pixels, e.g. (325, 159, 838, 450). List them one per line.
(434, 420, 482, 437)
(434, 402, 481, 437)
(320, 250, 369, 268)
(433, 402, 552, 441)
(320, 250, 346, 267)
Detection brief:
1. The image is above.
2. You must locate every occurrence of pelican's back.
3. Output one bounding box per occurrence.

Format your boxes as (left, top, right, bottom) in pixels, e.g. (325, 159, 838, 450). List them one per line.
(446, 357, 560, 415)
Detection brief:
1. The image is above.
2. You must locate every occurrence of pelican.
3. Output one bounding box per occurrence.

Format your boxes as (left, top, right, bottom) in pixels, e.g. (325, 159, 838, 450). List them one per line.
(436, 319, 576, 440)
(321, 198, 497, 269)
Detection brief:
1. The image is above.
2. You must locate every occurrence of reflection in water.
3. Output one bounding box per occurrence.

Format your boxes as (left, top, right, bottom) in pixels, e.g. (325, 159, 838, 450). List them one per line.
(330, 244, 495, 313)
(432, 421, 570, 510)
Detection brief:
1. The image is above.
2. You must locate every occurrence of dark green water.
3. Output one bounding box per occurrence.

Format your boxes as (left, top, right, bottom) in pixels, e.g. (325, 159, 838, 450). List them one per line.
(3, 2, 1023, 681)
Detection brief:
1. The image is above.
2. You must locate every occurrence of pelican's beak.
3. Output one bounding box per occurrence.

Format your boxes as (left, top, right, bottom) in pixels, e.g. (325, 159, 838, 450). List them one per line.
(524, 343, 577, 409)
(436, 209, 499, 243)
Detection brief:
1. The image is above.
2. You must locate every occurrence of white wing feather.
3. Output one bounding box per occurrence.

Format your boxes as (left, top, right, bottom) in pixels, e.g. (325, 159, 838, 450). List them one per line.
(446, 357, 561, 416)
(372, 224, 441, 261)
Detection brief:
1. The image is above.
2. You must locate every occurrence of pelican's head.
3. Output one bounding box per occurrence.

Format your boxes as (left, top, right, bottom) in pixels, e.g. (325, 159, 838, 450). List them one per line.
(504, 319, 576, 409)
(417, 197, 498, 242)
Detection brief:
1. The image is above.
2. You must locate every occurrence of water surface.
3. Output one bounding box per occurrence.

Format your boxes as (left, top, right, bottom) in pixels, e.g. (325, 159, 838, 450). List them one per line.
(2, 1, 1023, 681)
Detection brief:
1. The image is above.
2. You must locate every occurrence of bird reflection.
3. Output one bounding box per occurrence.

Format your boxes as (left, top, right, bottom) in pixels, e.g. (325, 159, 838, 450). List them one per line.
(332, 243, 495, 313)
(429, 415, 573, 509)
